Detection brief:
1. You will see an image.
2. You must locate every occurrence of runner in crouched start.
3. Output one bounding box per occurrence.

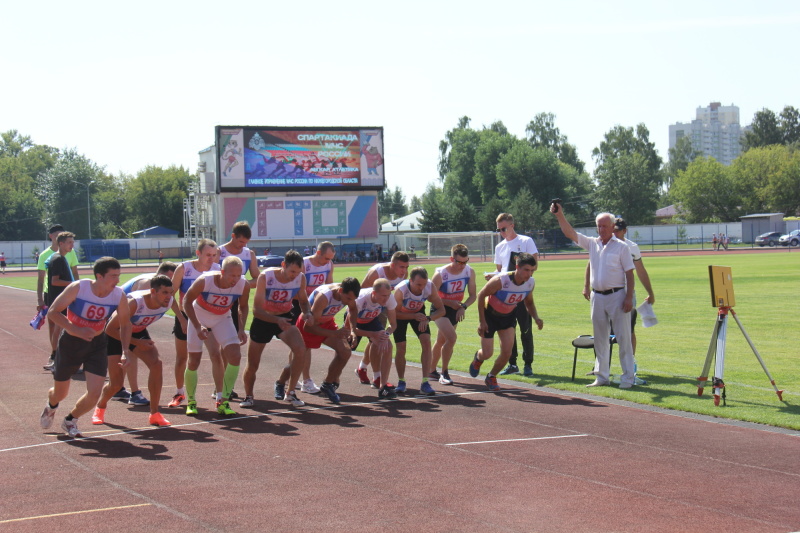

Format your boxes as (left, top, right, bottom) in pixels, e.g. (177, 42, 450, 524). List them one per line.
(93, 274, 186, 427)
(392, 267, 446, 396)
(351, 278, 398, 400)
(471, 253, 543, 391)
(39, 257, 131, 438)
(290, 277, 360, 405)
(183, 256, 249, 417)
(242, 250, 312, 408)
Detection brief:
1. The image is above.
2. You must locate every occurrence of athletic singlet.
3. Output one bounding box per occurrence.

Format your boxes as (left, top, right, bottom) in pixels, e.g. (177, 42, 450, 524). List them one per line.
(219, 245, 252, 276)
(262, 268, 302, 314)
(67, 279, 123, 332)
(195, 273, 246, 315)
(180, 260, 220, 295)
(121, 273, 151, 295)
(129, 289, 172, 332)
(303, 256, 332, 296)
(435, 264, 473, 302)
(487, 272, 535, 316)
(309, 284, 344, 322)
(375, 264, 406, 288)
(395, 279, 433, 313)
(354, 287, 397, 324)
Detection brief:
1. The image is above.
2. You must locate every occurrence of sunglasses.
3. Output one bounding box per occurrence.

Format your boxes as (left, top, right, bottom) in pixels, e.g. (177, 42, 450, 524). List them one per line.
(495, 227, 508, 233)
(455, 258, 469, 265)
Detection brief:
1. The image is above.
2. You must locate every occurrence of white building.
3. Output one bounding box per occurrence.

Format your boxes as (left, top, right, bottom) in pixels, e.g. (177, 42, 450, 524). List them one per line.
(669, 102, 744, 166)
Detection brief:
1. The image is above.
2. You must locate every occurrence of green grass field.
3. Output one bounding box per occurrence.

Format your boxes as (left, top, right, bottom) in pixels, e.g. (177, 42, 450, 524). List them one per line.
(5, 252, 799, 429)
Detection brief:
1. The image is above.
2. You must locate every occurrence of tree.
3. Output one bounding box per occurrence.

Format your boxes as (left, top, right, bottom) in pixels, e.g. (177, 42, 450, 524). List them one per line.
(37, 148, 104, 240)
(731, 145, 800, 216)
(742, 108, 782, 151)
(418, 184, 448, 232)
(525, 112, 585, 173)
(470, 130, 515, 204)
(779, 106, 800, 145)
(409, 195, 422, 213)
(442, 190, 481, 232)
(592, 124, 663, 224)
(378, 185, 407, 223)
(670, 157, 741, 222)
(124, 165, 192, 236)
(665, 136, 702, 190)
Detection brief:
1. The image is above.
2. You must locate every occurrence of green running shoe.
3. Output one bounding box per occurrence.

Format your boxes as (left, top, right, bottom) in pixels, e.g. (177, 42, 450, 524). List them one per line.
(186, 400, 198, 416)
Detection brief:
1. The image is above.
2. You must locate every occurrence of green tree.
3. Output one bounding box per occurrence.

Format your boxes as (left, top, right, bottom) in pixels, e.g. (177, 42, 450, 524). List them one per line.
(125, 165, 192, 236)
(470, 130, 515, 203)
(779, 106, 800, 145)
(665, 136, 702, 190)
(671, 157, 741, 222)
(442, 190, 481, 231)
(418, 183, 448, 232)
(378, 185, 407, 223)
(731, 145, 800, 216)
(742, 108, 782, 151)
(38, 148, 105, 239)
(525, 112, 585, 173)
(409, 195, 422, 213)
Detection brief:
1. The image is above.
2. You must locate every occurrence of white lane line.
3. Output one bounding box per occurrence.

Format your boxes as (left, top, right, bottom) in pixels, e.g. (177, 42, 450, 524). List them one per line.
(446, 434, 589, 446)
(0, 503, 151, 524)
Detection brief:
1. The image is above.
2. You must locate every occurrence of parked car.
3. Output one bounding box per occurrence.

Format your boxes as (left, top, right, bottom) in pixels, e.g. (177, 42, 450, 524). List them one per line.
(778, 229, 800, 247)
(256, 254, 283, 268)
(755, 232, 782, 247)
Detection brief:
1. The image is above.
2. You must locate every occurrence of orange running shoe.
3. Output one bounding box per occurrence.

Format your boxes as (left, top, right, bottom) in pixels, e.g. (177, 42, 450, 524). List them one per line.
(149, 412, 171, 427)
(168, 393, 185, 408)
(91, 407, 105, 425)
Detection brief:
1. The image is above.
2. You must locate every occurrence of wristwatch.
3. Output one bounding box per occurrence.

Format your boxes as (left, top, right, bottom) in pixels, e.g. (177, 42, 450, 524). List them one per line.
(460, 303, 468, 310)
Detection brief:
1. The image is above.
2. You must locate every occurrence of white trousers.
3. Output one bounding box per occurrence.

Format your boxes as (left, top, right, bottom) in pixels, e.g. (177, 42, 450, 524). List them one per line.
(590, 290, 634, 385)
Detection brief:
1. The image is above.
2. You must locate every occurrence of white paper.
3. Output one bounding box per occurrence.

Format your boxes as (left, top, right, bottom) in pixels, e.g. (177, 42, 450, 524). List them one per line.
(637, 301, 658, 328)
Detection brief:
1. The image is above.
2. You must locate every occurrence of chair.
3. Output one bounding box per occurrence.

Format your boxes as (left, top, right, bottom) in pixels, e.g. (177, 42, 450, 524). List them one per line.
(571, 335, 617, 381)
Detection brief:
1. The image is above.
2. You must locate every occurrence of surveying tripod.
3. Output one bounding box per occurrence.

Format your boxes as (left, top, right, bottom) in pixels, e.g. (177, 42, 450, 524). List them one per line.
(697, 306, 783, 406)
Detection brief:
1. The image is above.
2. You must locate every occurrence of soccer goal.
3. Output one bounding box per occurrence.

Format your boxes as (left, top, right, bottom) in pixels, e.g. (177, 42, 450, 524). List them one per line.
(400, 232, 498, 261)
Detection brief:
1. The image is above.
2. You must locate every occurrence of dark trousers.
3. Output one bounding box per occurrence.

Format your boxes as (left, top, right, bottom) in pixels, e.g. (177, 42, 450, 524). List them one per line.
(508, 301, 534, 366)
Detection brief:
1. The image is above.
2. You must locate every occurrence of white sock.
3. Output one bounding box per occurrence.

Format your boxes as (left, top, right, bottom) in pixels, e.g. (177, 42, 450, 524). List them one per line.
(359, 361, 368, 370)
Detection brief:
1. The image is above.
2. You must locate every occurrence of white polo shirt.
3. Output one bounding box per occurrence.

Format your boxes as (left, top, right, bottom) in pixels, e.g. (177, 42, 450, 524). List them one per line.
(576, 233, 634, 291)
(494, 234, 538, 272)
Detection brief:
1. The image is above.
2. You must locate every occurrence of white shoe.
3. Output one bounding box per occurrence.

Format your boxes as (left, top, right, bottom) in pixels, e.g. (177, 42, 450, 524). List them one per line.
(61, 417, 82, 438)
(284, 391, 305, 407)
(40, 404, 57, 429)
(301, 378, 320, 394)
(586, 379, 610, 388)
(240, 395, 255, 408)
(619, 382, 634, 389)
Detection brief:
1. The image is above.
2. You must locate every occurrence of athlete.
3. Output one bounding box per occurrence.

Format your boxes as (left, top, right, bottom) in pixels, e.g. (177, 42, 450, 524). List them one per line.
(470, 253, 544, 391)
(39, 257, 131, 438)
(392, 268, 446, 396)
(354, 251, 408, 385)
(92, 275, 186, 427)
(243, 250, 311, 408)
(351, 278, 398, 399)
(167, 239, 220, 408)
(183, 256, 250, 417)
(430, 244, 477, 385)
(116, 261, 178, 404)
(284, 241, 336, 394)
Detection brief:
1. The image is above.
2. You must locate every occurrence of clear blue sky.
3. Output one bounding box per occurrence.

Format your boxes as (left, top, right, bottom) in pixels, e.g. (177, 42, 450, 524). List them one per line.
(3, 1, 799, 202)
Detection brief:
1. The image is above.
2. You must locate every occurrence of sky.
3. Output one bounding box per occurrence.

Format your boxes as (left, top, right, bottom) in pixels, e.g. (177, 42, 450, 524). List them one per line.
(3, 1, 799, 202)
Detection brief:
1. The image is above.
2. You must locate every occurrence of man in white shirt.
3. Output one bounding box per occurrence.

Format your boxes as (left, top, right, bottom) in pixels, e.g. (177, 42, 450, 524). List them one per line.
(551, 202, 636, 388)
(485, 213, 538, 377)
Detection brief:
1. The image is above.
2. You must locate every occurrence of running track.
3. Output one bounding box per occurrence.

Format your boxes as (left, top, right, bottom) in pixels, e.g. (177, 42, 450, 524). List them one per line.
(1, 285, 799, 532)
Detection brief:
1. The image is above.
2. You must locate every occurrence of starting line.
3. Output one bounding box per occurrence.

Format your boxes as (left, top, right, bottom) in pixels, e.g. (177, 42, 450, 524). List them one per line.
(446, 434, 589, 446)
(0, 503, 151, 524)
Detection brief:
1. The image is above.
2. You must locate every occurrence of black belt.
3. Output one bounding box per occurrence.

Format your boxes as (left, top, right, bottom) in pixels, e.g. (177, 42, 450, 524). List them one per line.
(593, 287, 624, 295)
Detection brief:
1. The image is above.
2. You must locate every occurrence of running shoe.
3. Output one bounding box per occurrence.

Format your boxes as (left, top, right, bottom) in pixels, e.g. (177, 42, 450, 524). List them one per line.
(420, 381, 436, 396)
(216, 400, 236, 416)
(240, 395, 255, 408)
(91, 407, 105, 425)
(439, 371, 454, 385)
(319, 382, 340, 404)
(112, 387, 131, 401)
(355, 366, 370, 384)
(149, 412, 171, 427)
(428, 370, 441, 380)
(499, 364, 519, 376)
(40, 404, 56, 429)
(485, 375, 500, 391)
(378, 385, 397, 400)
(168, 393, 185, 408)
(211, 390, 240, 400)
(371, 377, 381, 389)
(43, 357, 55, 371)
(395, 380, 407, 394)
(186, 401, 198, 416)
(61, 418, 82, 438)
(128, 390, 150, 406)
(523, 365, 534, 377)
(274, 381, 286, 400)
(284, 391, 305, 407)
(469, 352, 483, 377)
(301, 378, 320, 394)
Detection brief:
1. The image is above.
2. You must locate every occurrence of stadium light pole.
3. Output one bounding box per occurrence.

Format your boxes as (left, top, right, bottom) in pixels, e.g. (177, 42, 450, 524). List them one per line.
(68, 179, 91, 239)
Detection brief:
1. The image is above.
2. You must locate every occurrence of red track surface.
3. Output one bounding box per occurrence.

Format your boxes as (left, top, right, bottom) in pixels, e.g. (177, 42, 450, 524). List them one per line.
(1, 284, 799, 532)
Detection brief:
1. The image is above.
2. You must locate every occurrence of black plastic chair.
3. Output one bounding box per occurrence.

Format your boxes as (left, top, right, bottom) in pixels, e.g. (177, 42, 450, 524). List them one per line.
(571, 335, 617, 381)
